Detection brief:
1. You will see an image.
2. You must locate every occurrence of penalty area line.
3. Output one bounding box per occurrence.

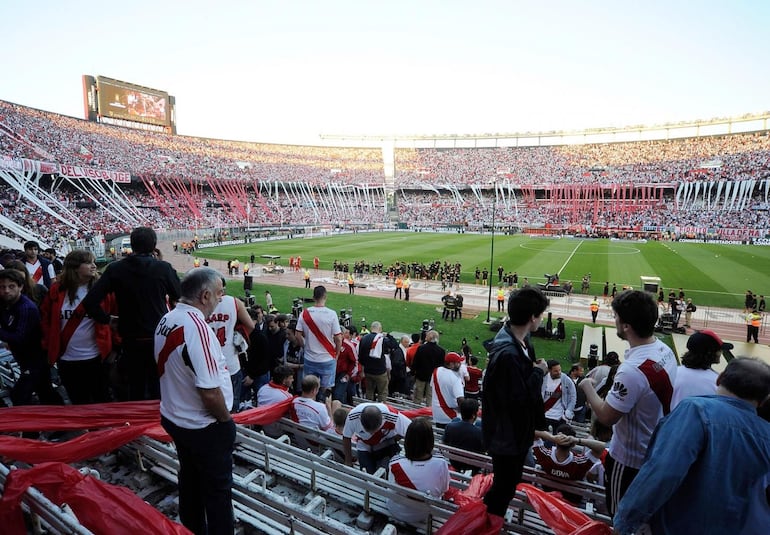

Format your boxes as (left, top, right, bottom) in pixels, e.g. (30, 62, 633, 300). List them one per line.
(558, 240, 583, 275)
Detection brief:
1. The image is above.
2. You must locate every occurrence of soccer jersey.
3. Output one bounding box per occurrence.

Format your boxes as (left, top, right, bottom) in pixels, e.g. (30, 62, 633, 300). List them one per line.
(296, 306, 341, 363)
(533, 446, 594, 481)
(206, 295, 240, 375)
(343, 402, 411, 452)
(671, 366, 718, 410)
(387, 454, 450, 524)
(606, 339, 677, 468)
(59, 285, 98, 361)
(155, 303, 233, 429)
(257, 382, 293, 406)
(431, 366, 464, 424)
(25, 258, 55, 286)
(291, 396, 333, 432)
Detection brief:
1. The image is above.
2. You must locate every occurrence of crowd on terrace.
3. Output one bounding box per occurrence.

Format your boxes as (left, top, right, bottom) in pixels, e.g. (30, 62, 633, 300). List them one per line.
(0, 99, 769, 246)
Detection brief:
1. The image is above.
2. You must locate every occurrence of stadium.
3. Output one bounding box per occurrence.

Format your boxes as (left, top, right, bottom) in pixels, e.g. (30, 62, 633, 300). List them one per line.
(1, 14, 770, 532)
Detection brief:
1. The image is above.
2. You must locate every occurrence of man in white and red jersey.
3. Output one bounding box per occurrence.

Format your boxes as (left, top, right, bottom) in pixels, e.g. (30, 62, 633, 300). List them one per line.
(154, 267, 234, 535)
(541, 360, 576, 432)
(295, 285, 341, 398)
(291, 374, 340, 432)
(431, 352, 465, 427)
(580, 290, 677, 516)
(207, 277, 255, 412)
(533, 423, 595, 504)
(343, 402, 411, 474)
(23, 240, 55, 289)
(257, 365, 294, 437)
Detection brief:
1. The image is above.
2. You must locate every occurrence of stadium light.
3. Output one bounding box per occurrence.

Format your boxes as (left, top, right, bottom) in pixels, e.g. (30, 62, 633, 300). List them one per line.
(485, 180, 497, 324)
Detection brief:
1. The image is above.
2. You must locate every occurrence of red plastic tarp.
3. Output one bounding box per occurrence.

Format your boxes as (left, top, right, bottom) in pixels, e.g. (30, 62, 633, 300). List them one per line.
(0, 399, 293, 465)
(0, 462, 192, 535)
(518, 483, 612, 535)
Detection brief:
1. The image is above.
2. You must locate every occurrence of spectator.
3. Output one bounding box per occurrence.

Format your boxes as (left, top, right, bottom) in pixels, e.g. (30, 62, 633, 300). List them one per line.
(542, 359, 576, 432)
(40, 250, 116, 404)
(256, 365, 295, 437)
(388, 335, 411, 397)
(464, 355, 483, 399)
(22, 240, 54, 289)
(359, 321, 389, 402)
(443, 398, 485, 474)
(206, 277, 255, 412)
(482, 287, 550, 518)
(533, 424, 595, 504)
(342, 402, 411, 474)
(295, 286, 342, 400)
(0, 269, 60, 406)
(579, 290, 678, 515)
(83, 226, 181, 401)
(569, 364, 588, 423)
(671, 329, 730, 410)
(5, 259, 48, 308)
(431, 351, 465, 428)
(613, 358, 770, 535)
(154, 267, 235, 535)
(291, 374, 340, 433)
(333, 326, 357, 403)
(387, 418, 450, 525)
(411, 330, 445, 406)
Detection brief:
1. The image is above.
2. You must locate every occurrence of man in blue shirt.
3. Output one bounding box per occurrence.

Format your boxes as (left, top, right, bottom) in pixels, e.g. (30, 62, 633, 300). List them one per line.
(613, 357, 770, 535)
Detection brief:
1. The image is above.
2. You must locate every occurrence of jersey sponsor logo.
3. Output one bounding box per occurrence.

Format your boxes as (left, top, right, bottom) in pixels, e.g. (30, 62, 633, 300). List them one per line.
(612, 381, 628, 398)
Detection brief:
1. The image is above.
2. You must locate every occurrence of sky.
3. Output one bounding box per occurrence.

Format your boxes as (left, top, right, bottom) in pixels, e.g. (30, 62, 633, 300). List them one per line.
(2, 1, 769, 145)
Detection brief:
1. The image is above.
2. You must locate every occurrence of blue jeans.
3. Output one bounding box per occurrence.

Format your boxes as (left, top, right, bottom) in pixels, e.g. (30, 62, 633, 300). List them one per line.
(229, 370, 243, 412)
(358, 442, 401, 474)
(161, 416, 236, 535)
(303, 359, 336, 389)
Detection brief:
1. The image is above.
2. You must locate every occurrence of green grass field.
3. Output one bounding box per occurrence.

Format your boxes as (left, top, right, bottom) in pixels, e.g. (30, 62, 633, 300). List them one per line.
(193, 232, 770, 369)
(202, 233, 770, 309)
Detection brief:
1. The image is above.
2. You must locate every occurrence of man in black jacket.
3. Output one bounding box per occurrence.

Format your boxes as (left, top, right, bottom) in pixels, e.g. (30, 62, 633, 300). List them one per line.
(411, 329, 445, 405)
(482, 287, 549, 518)
(83, 227, 181, 400)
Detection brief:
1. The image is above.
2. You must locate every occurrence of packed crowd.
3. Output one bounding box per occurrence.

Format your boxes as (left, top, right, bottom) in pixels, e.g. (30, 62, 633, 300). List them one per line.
(394, 131, 770, 186)
(2, 99, 770, 247)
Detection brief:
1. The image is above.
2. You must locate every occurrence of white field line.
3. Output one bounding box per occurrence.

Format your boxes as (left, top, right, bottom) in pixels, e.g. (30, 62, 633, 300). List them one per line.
(558, 240, 584, 274)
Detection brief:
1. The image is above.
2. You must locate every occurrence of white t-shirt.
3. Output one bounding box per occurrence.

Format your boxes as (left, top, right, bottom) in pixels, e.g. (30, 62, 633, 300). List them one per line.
(155, 303, 233, 429)
(296, 306, 341, 363)
(257, 382, 293, 407)
(292, 396, 333, 432)
(606, 339, 677, 469)
(671, 366, 718, 410)
(206, 295, 240, 375)
(387, 455, 450, 524)
(60, 285, 99, 361)
(431, 366, 464, 424)
(343, 402, 412, 452)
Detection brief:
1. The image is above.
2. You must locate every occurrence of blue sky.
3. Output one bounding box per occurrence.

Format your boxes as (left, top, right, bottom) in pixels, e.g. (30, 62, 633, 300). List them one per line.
(2, 1, 768, 144)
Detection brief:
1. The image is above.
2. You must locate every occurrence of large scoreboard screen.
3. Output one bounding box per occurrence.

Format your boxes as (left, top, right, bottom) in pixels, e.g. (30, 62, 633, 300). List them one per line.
(95, 76, 170, 127)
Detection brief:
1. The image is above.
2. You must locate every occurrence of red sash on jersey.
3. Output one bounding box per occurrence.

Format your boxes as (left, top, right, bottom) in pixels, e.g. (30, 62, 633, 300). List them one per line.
(543, 383, 562, 412)
(30, 265, 43, 283)
(432, 368, 457, 420)
(361, 406, 399, 446)
(638, 359, 673, 415)
(301, 309, 336, 359)
(390, 461, 417, 489)
(58, 302, 87, 358)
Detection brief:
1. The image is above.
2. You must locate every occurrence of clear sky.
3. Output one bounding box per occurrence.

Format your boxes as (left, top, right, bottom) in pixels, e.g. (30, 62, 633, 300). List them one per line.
(2, 1, 768, 145)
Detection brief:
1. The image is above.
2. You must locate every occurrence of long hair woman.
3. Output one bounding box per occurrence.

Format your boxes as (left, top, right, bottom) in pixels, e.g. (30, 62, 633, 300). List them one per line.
(40, 250, 117, 403)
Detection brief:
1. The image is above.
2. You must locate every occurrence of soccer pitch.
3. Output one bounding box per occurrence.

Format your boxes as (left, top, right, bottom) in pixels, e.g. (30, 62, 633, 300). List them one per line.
(199, 232, 770, 309)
